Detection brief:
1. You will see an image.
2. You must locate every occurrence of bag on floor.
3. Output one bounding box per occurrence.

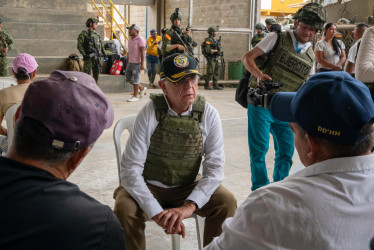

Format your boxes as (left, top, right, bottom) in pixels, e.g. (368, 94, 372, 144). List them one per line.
(67, 54, 83, 72)
(110, 59, 123, 75)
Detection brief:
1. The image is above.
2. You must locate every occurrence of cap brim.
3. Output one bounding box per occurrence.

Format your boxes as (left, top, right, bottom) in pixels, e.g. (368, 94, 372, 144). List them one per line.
(270, 92, 296, 122)
(163, 70, 201, 83)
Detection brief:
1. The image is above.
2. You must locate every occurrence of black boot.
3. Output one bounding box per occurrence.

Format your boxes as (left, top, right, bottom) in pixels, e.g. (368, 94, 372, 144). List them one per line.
(205, 82, 213, 90)
(213, 84, 224, 90)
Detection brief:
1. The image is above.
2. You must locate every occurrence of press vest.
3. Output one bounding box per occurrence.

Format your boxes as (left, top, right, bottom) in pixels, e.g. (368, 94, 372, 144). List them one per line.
(250, 31, 315, 92)
(143, 94, 205, 186)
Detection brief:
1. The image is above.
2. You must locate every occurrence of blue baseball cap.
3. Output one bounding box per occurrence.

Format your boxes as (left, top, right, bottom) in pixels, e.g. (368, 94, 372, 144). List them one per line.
(150, 29, 157, 35)
(270, 71, 374, 144)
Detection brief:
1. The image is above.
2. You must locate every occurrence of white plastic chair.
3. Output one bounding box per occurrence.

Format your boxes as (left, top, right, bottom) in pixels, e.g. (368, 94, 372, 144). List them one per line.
(4, 102, 21, 152)
(113, 115, 205, 250)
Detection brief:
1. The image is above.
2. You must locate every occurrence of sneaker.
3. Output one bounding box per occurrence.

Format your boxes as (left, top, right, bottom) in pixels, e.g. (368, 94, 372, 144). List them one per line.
(139, 87, 147, 98)
(127, 96, 139, 102)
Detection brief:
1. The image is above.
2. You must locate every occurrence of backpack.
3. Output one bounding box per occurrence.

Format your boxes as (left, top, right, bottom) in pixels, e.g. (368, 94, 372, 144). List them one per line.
(104, 42, 117, 54)
(67, 54, 83, 72)
(110, 59, 123, 75)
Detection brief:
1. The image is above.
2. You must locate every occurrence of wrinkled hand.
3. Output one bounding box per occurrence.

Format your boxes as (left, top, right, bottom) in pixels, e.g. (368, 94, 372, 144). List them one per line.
(152, 203, 196, 238)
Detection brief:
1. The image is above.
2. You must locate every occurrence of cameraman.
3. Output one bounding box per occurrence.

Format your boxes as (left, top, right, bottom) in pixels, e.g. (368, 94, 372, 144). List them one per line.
(241, 3, 326, 191)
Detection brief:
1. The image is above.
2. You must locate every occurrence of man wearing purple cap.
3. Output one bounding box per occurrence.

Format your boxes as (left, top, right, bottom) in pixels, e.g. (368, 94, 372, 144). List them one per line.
(0, 71, 126, 249)
(205, 72, 374, 249)
(114, 53, 236, 250)
(0, 53, 38, 154)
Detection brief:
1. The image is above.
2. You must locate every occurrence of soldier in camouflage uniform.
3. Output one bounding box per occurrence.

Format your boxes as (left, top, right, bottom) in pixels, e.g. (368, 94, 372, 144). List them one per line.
(77, 18, 107, 83)
(265, 18, 277, 33)
(242, 3, 327, 191)
(251, 23, 266, 48)
(160, 8, 193, 58)
(0, 18, 14, 77)
(202, 27, 223, 90)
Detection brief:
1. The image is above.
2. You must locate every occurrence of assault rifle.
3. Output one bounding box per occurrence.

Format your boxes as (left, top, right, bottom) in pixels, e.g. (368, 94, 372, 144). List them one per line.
(174, 30, 194, 56)
(213, 36, 223, 57)
(89, 34, 102, 73)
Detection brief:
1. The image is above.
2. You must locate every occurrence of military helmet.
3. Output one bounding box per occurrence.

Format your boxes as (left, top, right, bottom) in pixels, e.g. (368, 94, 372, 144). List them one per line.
(255, 23, 266, 30)
(86, 17, 99, 27)
(170, 8, 182, 22)
(293, 3, 327, 31)
(207, 26, 217, 35)
(265, 18, 276, 26)
(337, 18, 350, 24)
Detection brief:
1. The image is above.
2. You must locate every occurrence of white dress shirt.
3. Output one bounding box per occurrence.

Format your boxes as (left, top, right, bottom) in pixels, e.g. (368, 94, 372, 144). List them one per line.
(205, 154, 374, 250)
(121, 97, 225, 219)
(345, 38, 362, 74)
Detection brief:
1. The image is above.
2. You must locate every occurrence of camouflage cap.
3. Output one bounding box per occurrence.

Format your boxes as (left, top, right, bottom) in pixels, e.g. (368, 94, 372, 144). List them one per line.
(294, 3, 327, 31)
(86, 17, 99, 27)
(337, 18, 350, 24)
(265, 18, 276, 25)
(255, 23, 266, 30)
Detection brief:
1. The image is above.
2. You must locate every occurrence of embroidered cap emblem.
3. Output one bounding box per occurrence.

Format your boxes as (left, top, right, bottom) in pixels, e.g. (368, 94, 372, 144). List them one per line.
(173, 55, 189, 68)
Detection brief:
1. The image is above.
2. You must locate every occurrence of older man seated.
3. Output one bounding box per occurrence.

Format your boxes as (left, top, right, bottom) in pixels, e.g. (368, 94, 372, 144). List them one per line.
(205, 71, 374, 249)
(113, 53, 237, 250)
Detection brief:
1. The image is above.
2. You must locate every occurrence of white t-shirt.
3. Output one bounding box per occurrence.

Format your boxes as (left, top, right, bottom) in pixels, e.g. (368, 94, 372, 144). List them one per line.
(257, 30, 315, 75)
(315, 39, 346, 70)
(345, 38, 362, 74)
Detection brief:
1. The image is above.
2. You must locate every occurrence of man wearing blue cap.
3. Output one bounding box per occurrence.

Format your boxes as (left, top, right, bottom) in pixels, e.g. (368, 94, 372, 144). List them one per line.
(146, 29, 161, 87)
(114, 53, 236, 250)
(205, 72, 374, 249)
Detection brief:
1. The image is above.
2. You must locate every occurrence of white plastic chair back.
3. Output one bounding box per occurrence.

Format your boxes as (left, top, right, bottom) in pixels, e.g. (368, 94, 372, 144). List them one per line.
(5, 102, 21, 151)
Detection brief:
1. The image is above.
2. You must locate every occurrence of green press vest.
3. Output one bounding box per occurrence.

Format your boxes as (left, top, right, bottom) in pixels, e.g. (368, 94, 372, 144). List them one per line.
(143, 94, 205, 186)
(250, 31, 315, 92)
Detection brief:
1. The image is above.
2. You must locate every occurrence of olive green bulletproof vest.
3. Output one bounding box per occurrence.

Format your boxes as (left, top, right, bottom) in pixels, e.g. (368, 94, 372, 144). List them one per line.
(250, 31, 315, 92)
(143, 94, 205, 186)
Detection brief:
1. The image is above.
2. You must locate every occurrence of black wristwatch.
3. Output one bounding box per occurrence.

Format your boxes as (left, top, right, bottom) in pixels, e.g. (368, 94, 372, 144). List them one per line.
(185, 199, 198, 209)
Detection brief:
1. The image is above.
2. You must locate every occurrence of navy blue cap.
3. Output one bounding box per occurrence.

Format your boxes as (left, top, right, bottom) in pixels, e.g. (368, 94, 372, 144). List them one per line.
(150, 29, 157, 34)
(160, 54, 201, 83)
(270, 71, 374, 144)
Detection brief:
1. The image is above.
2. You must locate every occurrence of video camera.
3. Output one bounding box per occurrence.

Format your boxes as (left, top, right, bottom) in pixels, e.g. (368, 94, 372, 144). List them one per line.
(247, 80, 283, 109)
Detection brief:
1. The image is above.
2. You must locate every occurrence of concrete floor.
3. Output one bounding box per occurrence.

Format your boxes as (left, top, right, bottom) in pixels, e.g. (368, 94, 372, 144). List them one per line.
(66, 85, 302, 250)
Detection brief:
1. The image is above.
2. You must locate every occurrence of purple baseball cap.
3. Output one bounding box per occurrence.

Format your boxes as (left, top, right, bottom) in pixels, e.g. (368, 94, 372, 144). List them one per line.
(18, 70, 114, 150)
(12, 53, 38, 74)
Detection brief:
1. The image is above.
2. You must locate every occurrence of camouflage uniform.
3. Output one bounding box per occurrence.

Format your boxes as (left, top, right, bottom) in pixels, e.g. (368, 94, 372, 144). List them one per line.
(77, 18, 106, 83)
(202, 27, 223, 90)
(251, 23, 266, 48)
(160, 8, 192, 58)
(0, 30, 14, 77)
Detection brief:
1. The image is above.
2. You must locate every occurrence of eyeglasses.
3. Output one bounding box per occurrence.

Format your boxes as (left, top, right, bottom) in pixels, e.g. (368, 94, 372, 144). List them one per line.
(173, 75, 199, 86)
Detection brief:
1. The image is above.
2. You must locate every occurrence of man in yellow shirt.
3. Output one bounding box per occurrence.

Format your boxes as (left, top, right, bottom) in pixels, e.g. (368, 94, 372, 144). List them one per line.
(146, 29, 161, 87)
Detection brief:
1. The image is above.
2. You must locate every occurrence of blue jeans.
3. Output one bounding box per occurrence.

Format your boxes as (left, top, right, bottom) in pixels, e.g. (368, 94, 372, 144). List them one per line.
(247, 104, 294, 191)
(146, 53, 158, 75)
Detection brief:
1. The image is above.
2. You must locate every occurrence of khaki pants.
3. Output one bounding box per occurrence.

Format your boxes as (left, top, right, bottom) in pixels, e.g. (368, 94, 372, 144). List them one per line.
(113, 182, 237, 250)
